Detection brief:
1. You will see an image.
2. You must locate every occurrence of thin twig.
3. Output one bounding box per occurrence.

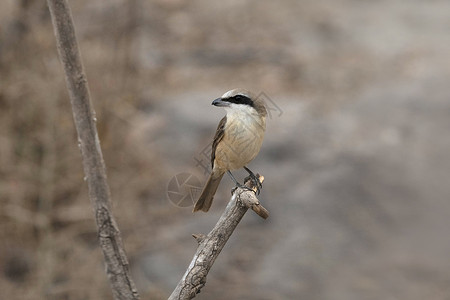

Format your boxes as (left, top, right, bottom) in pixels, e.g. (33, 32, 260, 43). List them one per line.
(46, 1, 139, 299)
(169, 175, 268, 300)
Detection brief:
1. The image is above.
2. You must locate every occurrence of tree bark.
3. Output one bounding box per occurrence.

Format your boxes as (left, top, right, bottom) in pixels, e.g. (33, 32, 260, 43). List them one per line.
(46, 1, 139, 299)
(169, 176, 268, 300)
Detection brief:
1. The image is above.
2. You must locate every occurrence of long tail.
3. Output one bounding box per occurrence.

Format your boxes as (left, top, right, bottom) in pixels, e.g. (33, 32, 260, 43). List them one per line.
(193, 171, 224, 212)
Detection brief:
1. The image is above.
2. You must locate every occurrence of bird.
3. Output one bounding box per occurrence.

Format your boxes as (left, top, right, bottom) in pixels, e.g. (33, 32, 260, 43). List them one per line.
(193, 88, 267, 212)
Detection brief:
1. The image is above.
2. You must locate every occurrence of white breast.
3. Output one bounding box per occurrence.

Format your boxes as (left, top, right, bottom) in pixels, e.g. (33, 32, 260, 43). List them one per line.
(214, 104, 266, 171)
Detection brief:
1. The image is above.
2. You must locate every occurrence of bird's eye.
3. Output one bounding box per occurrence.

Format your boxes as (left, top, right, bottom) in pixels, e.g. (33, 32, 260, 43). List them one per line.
(228, 94, 253, 107)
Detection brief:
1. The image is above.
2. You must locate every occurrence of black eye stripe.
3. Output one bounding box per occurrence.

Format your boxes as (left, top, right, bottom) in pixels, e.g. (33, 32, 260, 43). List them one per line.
(224, 95, 254, 107)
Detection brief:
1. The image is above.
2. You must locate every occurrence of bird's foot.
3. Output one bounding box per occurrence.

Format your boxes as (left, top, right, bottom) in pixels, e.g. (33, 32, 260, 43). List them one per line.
(245, 175, 262, 195)
(243, 166, 263, 194)
(231, 182, 255, 195)
(228, 169, 262, 195)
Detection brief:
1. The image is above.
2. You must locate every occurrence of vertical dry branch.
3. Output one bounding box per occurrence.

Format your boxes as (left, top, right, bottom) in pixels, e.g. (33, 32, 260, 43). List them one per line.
(46, 1, 139, 299)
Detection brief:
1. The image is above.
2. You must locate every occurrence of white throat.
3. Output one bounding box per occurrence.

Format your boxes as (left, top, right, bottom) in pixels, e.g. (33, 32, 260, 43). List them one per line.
(224, 103, 266, 131)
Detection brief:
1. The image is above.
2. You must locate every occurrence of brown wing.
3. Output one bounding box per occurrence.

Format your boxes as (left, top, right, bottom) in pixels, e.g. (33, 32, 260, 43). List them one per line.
(211, 116, 227, 169)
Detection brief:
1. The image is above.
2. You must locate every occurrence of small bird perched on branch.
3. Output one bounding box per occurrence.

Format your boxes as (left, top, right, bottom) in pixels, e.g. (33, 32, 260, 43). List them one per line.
(193, 88, 267, 212)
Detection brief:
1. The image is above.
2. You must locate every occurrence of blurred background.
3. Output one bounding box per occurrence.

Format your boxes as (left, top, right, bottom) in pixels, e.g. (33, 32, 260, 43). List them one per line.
(1, 0, 450, 299)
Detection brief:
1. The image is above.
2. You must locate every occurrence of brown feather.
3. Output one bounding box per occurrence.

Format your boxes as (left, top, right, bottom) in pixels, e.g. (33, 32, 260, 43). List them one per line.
(211, 116, 226, 169)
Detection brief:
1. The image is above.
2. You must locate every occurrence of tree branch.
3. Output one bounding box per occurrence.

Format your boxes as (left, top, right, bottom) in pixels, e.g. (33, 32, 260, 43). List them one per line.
(169, 175, 268, 300)
(46, 1, 139, 299)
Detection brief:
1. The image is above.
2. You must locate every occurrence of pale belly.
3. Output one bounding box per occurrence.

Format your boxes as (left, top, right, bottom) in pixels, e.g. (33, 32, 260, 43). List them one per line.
(214, 118, 265, 171)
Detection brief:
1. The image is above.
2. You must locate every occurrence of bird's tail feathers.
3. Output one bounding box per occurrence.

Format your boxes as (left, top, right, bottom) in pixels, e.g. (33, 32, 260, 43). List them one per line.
(193, 172, 224, 212)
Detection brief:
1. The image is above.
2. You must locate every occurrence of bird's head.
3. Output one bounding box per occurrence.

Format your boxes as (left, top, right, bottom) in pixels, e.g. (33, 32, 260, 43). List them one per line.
(212, 88, 267, 117)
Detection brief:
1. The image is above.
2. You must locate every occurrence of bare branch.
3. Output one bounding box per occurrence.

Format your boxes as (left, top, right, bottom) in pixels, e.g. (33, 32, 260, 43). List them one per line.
(46, 1, 139, 299)
(169, 175, 268, 300)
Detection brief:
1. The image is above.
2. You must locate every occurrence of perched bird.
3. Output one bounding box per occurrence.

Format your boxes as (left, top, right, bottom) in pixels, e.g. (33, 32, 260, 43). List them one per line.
(193, 88, 267, 212)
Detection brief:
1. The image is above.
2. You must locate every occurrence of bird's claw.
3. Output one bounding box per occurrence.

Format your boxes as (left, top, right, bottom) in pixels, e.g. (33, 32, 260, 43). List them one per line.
(247, 174, 262, 195)
(231, 182, 255, 195)
(228, 169, 263, 195)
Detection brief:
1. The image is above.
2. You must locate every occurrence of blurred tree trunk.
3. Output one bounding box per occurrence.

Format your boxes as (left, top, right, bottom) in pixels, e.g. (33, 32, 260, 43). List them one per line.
(46, 1, 140, 299)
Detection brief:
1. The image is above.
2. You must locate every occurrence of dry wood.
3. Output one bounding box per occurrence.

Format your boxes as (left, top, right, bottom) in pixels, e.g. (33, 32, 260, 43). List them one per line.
(46, 1, 139, 299)
(169, 175, 268, 300)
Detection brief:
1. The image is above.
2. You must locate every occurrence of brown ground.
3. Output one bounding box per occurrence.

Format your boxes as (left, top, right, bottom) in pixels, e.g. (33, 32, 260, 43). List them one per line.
(1, 0, 450, 299)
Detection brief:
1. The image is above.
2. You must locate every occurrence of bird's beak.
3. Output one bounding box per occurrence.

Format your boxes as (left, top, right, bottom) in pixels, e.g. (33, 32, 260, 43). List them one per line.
(212, 98, 230, 107)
